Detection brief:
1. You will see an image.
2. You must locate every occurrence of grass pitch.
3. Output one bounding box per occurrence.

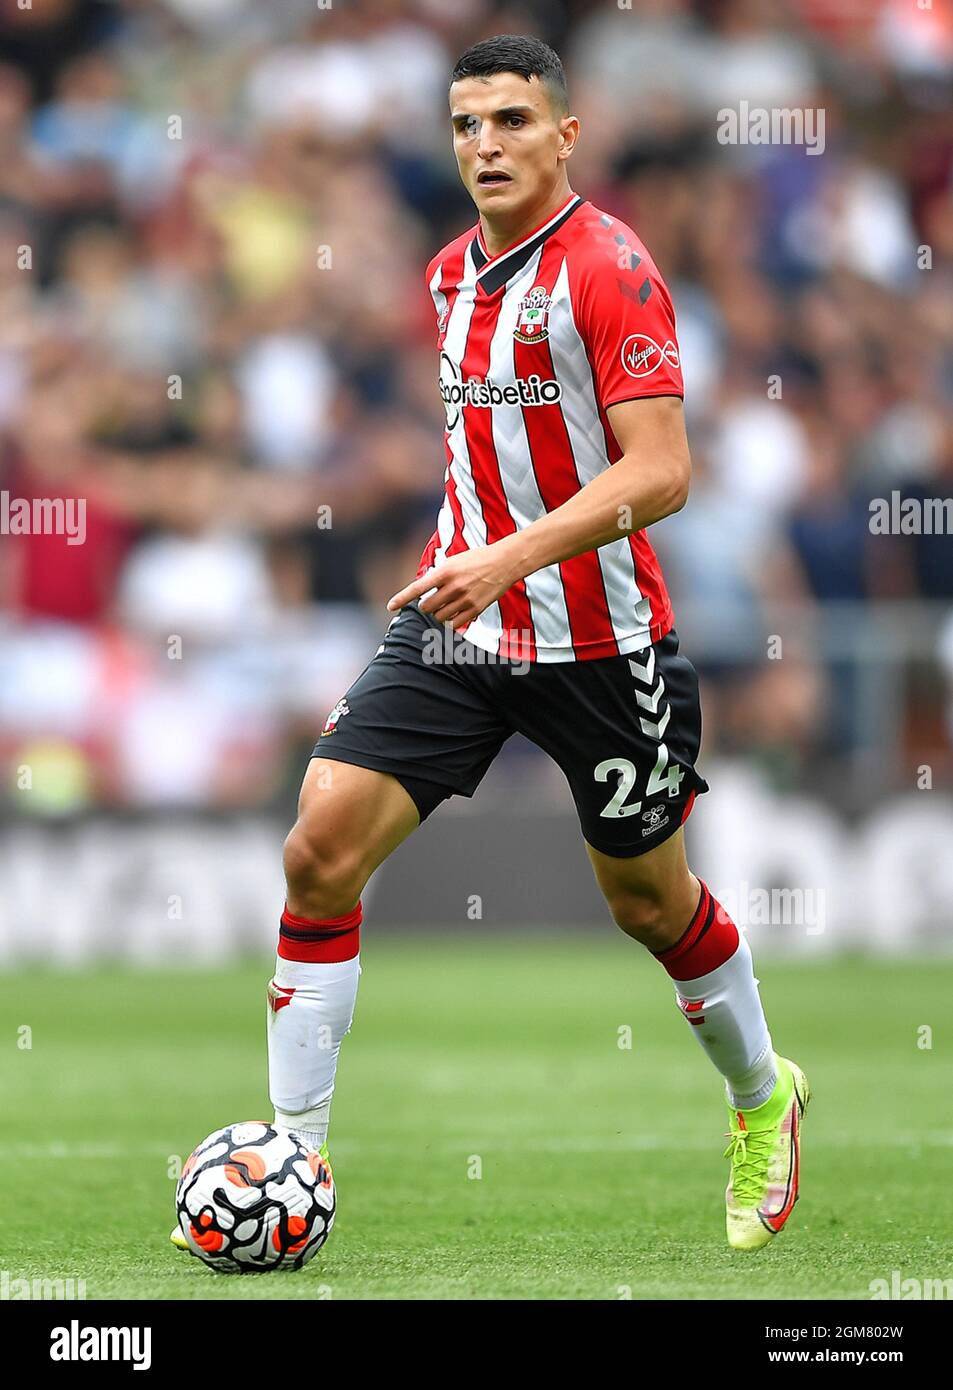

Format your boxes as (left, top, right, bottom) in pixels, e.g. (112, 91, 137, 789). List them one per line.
(2, 937, 951, 1300)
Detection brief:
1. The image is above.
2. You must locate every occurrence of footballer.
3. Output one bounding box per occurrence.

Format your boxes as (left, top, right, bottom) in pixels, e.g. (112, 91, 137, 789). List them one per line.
(176, 34, 808, 1256)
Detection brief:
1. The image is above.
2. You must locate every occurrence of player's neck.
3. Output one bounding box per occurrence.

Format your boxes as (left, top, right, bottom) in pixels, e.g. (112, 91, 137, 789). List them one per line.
(478, 182, 576, 260)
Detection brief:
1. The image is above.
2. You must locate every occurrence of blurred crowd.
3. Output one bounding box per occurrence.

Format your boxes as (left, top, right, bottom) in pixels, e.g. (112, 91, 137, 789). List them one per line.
(0, 0, 951, 812)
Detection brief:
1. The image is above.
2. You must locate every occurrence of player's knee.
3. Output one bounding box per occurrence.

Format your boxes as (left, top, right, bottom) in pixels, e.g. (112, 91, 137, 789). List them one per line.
(607, 889, 672, 950)
(282, 821, 364, 918)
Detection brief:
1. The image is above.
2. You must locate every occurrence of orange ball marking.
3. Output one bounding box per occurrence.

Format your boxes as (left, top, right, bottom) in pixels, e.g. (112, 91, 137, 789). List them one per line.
(190, 1223, 224, 1252)
(227, 1149, 267, 1181)
(273, 1214, 309, 1252)
(307, 1151, 333, 1188)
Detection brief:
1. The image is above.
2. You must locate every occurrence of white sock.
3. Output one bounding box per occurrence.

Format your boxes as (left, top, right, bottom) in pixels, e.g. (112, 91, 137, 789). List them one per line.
(267, 954, 361, 1147)
(673, 933, 777, 1109)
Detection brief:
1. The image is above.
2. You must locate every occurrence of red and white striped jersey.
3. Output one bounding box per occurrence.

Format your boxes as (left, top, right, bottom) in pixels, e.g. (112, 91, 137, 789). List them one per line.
(416, 192, 683, 663)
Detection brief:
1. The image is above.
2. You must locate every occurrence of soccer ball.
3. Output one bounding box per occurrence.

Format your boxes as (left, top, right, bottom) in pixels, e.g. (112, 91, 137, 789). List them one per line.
(175, 1122, 335, 1273)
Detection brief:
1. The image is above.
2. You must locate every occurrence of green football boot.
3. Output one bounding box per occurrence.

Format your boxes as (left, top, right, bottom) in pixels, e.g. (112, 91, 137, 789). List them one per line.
(724, 1055, 810, 1251)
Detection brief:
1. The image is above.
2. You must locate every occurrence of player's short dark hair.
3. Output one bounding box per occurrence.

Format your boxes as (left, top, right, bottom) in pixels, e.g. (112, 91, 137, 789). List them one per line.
(450, 35, 569, 117)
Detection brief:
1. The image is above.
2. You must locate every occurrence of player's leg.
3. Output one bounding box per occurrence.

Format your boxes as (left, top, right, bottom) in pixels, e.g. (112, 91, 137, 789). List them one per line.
(586, 827, 778, 1110)
(500, 630, 779, 1104)
(268, 601, 511, 1154)
(172, 758, 422, 1252)
(586, 829, 809, 1250)
(267, 757, 422, 1151)
(283, 755, 421, 920)
(500, 629, 807, 1248)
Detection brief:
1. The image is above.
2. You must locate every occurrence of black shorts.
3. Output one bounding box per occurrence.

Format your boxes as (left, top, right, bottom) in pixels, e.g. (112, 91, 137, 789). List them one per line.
(311, 603, 708, 857)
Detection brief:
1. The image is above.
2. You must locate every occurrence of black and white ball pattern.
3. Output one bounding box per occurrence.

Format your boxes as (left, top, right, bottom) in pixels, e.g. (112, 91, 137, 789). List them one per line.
(175, 1122, 335, 1273)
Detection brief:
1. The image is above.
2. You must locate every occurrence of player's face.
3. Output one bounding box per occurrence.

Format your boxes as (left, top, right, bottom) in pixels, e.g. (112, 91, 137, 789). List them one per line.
(449, 73, 572, 220)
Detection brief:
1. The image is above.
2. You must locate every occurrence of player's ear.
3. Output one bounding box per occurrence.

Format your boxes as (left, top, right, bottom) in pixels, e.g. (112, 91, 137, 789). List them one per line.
(557, 115, 579, 160)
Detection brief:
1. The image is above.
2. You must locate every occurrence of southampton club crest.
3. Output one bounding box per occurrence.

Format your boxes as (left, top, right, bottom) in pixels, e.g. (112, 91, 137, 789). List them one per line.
(513, 286, 553, 344)
(320, 697, 350, 737)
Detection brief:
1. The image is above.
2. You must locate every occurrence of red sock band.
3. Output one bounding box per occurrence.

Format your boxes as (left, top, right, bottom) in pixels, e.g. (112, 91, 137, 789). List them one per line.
(278, 902, 362, 962)
(653, 881, 739, 980)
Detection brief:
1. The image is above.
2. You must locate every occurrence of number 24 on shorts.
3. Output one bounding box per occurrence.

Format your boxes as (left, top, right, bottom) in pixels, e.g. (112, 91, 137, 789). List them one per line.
(595, 745, 684, 819)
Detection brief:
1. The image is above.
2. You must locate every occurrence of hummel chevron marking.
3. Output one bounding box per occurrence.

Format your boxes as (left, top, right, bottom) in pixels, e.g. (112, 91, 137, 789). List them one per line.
(627, 650, 656, 684)
(635, 676, 665, 713)
(639, 705, 671, 740)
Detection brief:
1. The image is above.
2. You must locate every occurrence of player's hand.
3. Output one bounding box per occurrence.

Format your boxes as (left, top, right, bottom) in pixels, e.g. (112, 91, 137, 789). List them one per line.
(386, 545, 520, 628)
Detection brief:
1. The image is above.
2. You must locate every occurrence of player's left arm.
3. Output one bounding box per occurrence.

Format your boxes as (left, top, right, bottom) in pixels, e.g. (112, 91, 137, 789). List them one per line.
(388, 249, 689, 627)
(499, 391, 690, 569)
(386, 394, 690, 626)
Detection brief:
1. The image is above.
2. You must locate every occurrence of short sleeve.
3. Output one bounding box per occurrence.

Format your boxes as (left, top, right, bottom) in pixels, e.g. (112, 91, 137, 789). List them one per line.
(575, 255, 683, 409)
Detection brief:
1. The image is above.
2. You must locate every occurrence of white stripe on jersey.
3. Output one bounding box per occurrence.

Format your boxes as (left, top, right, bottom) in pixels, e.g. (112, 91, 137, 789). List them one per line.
(486, 246, 573, 654)
(435, 244, 502, 645)
(427, 260, 447, 323)
(433, 484, 455, 560)
(427, 262, 458, 569)
(547, 255, 654, 643)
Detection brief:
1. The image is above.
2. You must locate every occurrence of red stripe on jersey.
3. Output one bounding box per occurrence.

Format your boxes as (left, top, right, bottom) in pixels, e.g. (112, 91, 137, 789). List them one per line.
(575, 296, 674, 648)
(460, 285, 536, 661)
(417, 529, 438, 575)
(514, 243, 618, 656)
(444, 457, 468, 556)
(416, 239, 473, 583)
(415, 458, 467, 580)
(628, 532, 674, 643)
